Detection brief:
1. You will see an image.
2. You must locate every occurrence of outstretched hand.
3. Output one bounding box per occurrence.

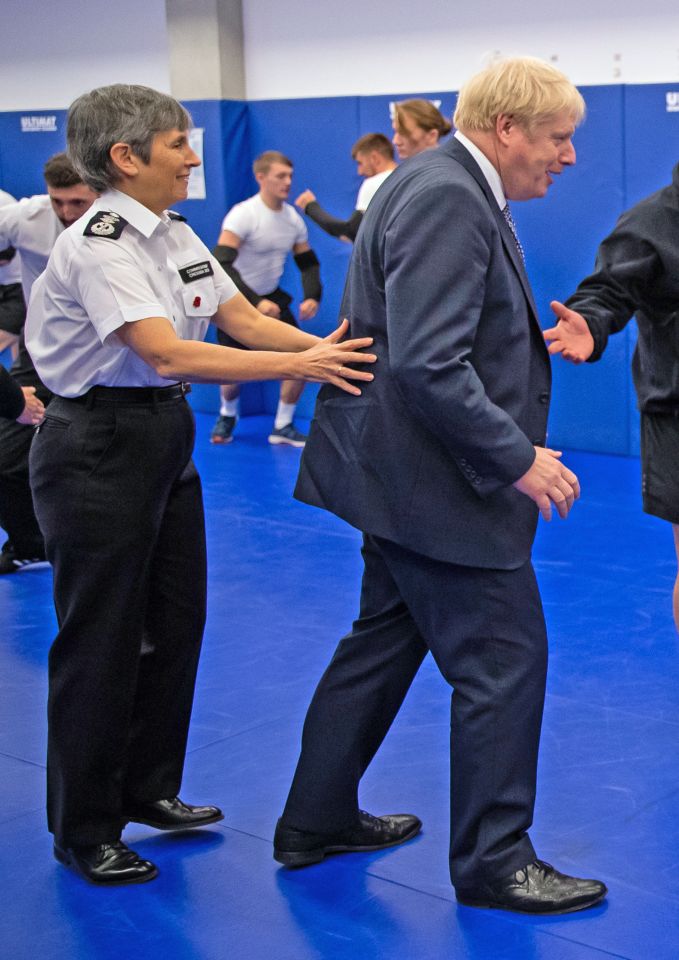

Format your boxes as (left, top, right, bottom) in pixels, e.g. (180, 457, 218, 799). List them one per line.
(297, 318, 376, 395)
(543, 301, 595, 364)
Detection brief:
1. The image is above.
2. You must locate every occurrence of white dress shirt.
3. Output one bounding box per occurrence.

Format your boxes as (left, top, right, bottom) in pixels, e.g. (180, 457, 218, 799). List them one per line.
(26, 189, 237, 397)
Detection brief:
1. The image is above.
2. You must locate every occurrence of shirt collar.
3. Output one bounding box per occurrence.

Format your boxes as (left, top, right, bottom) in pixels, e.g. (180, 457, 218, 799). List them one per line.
(454, 130, 506, 210)
(98, 189, 169, 238)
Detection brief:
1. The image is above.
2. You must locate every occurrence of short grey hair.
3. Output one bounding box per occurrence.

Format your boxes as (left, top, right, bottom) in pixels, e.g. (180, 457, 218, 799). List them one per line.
(67, 84, 192, 193)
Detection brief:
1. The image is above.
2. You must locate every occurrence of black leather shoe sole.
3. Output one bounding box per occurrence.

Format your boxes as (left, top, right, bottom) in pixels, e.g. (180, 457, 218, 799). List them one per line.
(274, 819, 422, 867)
(456, 888, 607, 915)
(54, 844, 159, 885)
(126, 810, 224, 831)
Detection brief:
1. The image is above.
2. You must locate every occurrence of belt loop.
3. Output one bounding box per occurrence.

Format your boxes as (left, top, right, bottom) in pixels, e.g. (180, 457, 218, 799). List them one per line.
(85, 389, 95, 410)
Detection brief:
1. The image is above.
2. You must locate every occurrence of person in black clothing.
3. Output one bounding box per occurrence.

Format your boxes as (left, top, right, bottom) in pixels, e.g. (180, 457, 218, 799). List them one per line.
(0, 365, 43, 425)
(545, 163, 679, 630)
(0, 156, 96, 574)
(295, 133, 397, 243)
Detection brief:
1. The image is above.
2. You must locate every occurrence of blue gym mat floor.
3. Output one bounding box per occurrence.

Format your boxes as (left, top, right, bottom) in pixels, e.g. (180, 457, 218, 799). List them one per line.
(2, 411, 677, 960)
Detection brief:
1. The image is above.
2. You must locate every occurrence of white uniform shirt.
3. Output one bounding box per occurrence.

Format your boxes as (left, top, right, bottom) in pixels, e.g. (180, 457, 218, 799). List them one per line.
(221, 194, 307, 295)
(0, 194, 63, 297)
(355, 169, 394, 213)
(26, 189, 237, 398)
(0, 189, 23, 286)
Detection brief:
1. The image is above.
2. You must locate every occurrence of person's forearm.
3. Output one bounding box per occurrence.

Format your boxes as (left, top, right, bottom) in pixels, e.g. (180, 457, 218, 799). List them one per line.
(153, 338, 306, 384)
(305, 202, 363, 241)
(216, 297, 319, 352)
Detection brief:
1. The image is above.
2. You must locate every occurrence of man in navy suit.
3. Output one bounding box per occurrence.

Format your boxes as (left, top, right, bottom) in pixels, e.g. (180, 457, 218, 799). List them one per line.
(273, 58, 607, 914)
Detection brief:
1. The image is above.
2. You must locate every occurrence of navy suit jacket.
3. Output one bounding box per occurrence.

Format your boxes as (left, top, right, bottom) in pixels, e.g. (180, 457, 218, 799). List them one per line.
(295, 138, 552, 570)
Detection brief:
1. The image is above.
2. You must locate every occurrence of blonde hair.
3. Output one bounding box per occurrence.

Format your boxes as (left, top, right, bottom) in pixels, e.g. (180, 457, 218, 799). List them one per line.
(453, 58, 585, 133)
(393, 99, 452, 139)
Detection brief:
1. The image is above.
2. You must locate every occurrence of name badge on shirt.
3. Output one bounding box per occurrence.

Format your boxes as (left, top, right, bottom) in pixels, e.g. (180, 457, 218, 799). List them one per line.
(179, 261, 214, 284)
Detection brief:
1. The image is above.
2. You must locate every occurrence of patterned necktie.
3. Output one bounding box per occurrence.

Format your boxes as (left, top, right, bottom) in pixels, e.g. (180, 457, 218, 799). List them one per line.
(502, 204, 525, 264)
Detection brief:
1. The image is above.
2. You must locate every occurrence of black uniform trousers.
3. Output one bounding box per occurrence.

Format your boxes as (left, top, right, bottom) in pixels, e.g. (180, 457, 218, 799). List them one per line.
(281, 533, 547, 890)
(0, 281, 26, 336)
(29, 388, 207, 846)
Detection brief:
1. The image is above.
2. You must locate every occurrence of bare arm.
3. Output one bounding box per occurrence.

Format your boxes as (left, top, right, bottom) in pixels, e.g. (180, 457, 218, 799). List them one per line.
(213, 290, 317, 350)
(115, 315, 376, 394)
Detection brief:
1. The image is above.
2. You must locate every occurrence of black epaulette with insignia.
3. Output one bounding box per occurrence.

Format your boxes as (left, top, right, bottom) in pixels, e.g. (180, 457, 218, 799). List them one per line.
(168, 211, 187, 223)
(84, 210, 127, 239)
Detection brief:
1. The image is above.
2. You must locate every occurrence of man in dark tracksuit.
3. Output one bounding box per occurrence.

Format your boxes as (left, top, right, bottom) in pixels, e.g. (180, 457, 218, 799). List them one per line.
(546, 163, 679, 630)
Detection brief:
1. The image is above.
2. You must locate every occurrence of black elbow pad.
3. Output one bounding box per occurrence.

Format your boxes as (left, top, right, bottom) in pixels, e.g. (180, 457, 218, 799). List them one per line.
(294, 250, 322, 302)
(212, 244, 260, 305)
(213, 244, 238, 268)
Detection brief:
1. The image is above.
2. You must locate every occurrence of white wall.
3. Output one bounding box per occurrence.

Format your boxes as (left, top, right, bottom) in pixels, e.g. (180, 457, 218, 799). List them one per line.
(242, 0, 679, 99)
(1, 0, 679, 110)
(0, 0, 171, 111)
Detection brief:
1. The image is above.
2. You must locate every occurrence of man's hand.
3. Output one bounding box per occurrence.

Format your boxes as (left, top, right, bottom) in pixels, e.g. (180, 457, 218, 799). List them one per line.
(295, 189, 316, 211)
(257, 298, 281, 318)
(299, 299, 319, 322)
(543, 301, 595, 364)
(17, 386, 45, 426)
(513, 446, 580, 521)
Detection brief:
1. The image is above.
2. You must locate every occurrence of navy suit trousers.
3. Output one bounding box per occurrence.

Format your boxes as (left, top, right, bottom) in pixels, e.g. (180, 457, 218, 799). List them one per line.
(282, 533, 547, 888)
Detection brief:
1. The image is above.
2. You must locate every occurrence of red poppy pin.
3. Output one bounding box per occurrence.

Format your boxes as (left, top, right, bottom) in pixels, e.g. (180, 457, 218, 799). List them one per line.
(193, 295, 201, 308)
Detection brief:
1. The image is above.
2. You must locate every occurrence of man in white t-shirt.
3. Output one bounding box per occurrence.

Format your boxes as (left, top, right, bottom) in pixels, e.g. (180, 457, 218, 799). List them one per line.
(295, 134, 397, 243)
(211, 151, 322, 446)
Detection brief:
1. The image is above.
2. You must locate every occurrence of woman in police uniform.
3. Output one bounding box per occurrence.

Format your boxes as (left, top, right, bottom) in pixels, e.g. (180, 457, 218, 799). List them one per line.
(25, 83, 375, 886)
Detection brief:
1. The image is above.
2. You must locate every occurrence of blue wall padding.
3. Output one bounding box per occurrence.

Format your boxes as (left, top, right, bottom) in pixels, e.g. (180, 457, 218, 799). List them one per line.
(175, 99, 251, 245)
(514, 85, 631, 454)
(624, 84, 679, 208)
(2, 83, 679, 453)
(0, 109, 68, 197)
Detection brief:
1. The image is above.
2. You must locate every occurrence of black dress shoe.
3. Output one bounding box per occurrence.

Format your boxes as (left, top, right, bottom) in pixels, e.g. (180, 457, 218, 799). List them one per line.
(456, 859, 607, 914)
(273, 809, 422, 867)
(54, 840, 158, 885)
(124, 796, 224, 830)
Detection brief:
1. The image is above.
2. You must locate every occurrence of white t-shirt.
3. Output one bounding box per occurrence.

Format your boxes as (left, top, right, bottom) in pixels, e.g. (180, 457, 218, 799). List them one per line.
(221, 194, 307, 295)
(355, 169, 395, 213)
(26, 189, 237, 397)
(0, 194, 63, 298)
(0, 189, 24, 286)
